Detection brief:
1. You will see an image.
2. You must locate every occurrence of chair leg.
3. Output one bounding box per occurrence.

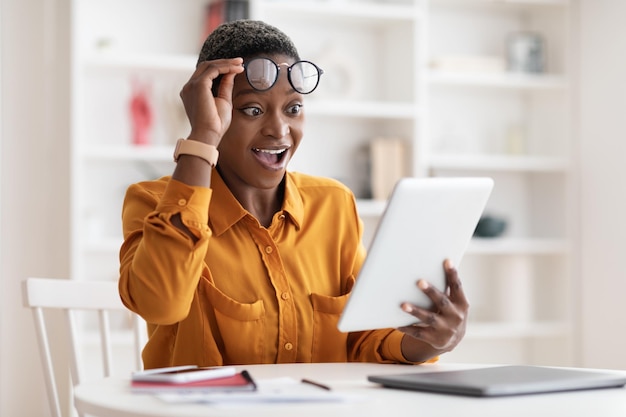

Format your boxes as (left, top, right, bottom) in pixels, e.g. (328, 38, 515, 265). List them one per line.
(99, 310, 113, 377)
(32, 307, 63, 417)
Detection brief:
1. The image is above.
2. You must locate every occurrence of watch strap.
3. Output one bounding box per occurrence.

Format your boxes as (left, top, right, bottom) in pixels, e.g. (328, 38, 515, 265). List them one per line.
(173, 139, 219, 167)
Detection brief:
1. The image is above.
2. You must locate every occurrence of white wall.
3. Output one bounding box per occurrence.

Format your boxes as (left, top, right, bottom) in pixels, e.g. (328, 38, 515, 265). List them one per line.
(0, 0, 71, 416)
(578, 0, 626, 370)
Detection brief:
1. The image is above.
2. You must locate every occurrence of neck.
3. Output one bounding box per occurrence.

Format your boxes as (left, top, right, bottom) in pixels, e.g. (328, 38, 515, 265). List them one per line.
(216, 168, 287, 228)
(241, 188, 283, 227)
(230, 182, 286, 228)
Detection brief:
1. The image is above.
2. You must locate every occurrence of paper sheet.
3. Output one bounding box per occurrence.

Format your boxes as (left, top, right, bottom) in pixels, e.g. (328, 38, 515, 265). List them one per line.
(155, 377, 363, 404)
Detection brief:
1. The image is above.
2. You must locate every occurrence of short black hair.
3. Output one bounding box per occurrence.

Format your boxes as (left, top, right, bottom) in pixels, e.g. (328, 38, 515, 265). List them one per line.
(197, 19, 300, 65)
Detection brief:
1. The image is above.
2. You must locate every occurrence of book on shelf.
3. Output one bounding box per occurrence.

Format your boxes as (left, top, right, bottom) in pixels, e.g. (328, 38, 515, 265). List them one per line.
(369, 137, 407, 201)
(203, 0, 250, 39)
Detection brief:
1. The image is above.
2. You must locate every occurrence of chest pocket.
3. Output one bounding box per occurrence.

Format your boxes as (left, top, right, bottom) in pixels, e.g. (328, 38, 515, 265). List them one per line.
(203, 280, 266, 364)
(310, 275, 355, 362)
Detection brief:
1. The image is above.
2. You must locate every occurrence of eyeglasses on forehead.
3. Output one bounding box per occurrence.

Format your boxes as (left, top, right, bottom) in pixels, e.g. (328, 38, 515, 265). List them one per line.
(243, 57, 324, 95)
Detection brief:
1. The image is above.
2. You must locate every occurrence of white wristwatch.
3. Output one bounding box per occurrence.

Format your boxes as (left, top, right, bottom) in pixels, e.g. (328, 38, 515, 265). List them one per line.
(173, 139, 219, 167)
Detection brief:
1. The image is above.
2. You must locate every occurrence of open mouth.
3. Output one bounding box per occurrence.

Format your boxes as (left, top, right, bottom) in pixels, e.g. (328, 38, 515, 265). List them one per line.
(252, 146, 290, 168)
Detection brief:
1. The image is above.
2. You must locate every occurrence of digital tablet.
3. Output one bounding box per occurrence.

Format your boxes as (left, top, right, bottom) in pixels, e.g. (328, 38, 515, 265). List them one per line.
(337, 177, 493, 332)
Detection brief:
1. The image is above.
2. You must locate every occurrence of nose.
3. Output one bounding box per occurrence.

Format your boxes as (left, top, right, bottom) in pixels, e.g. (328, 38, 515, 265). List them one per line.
(261, 110, 290, 139)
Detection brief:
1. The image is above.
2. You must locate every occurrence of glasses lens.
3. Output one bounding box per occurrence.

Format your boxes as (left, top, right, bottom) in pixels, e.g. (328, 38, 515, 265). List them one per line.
(246, 58, 278, 91)
(289, 61, 321, 94)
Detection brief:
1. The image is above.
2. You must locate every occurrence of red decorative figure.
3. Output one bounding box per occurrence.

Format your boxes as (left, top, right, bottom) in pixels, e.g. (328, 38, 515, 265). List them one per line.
(129, 79, 152, 145)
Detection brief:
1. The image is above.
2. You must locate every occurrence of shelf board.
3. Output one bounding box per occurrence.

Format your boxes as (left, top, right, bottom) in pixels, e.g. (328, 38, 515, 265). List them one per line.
(305, 100, 417, 119)
(258, 1, 420, 23)
(428, 70, 568, 90)
(428, 154, 570, 172)
(501, 0, 570, 5)
(82, 144, 173, 162)
(467, 237, 569, 255)
(431, 0, 570, 7)
(466, 321, 571, 340)
(84, 53, 196, 73)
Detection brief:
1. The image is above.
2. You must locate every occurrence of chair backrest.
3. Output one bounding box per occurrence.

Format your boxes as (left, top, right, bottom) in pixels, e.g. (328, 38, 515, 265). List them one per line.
(22, 277, 146, 417)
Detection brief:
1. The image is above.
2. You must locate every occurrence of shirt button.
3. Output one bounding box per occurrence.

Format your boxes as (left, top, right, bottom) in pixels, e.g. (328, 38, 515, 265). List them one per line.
(177, 199, 187, 206)
(265, 246, 273, 254)
(278, 214, 285, 220)
(281, 292, 290, 300)
(284, 342, 293, 351)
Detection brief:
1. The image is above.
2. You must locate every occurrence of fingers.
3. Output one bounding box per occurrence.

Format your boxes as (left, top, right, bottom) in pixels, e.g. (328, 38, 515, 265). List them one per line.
(399, 296, 466, 351)
(398, 297, 453, 351)
(401, 300, 439, 326)
(444, 259, 469, 309)
(210, 58, 245, 100)
(397, 259, 469, 352)
(190, 58, 244, 83)
(179, 58, 244, 140)
(407, 259, 468, 316)
(181, 58, 244, 104)
(401, 259, 467, 317)
(400, 289, 448, 335)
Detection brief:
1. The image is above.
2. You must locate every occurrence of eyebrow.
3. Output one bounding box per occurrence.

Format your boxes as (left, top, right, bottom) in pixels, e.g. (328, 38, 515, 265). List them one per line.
(233, 88, 260, 98)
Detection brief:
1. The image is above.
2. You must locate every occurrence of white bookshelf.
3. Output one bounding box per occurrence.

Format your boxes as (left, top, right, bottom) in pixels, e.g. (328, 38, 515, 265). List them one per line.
(426, 0, 575, 365)
(70, 0, 577, 366)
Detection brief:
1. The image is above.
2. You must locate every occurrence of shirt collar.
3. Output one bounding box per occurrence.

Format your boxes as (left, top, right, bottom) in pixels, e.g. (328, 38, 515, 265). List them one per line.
(282, 173, 304, 230)
(209, 171, 303, 236)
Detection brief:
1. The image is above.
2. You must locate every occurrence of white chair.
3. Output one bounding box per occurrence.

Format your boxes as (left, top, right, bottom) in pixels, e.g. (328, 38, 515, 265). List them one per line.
(22, 277, 146, 417)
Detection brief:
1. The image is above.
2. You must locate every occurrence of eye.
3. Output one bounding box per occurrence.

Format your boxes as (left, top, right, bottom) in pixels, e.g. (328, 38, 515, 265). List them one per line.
(241, 106, 262, 117)
(286, 104, 302, 115)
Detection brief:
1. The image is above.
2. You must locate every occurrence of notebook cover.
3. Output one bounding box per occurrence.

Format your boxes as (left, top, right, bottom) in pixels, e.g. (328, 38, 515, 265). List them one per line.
(131, 370, 256, 394)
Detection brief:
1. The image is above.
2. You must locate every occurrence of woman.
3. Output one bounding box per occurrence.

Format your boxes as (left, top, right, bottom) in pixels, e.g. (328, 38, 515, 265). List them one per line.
(118, 19, 468, 369)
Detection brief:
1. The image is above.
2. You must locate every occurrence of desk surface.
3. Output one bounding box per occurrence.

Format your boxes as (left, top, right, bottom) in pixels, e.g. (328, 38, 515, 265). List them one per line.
(74, 362, 626, 417)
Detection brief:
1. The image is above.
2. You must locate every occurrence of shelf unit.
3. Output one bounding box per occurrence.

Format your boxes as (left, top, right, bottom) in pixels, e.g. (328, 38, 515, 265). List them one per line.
(70, 0, 576, 366)
(425, 0, 575, 365)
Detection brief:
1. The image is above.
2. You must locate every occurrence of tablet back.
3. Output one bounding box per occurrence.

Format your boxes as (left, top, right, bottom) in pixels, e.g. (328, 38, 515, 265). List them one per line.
(337, 177, 493, 332)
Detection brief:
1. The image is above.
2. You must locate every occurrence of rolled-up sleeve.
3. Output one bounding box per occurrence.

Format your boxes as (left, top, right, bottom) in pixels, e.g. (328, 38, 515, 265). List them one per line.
(118, 178, 213, 324)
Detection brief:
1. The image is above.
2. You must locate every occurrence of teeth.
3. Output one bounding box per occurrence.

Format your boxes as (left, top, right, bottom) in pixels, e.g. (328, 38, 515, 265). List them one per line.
(253, 148, 287, 154)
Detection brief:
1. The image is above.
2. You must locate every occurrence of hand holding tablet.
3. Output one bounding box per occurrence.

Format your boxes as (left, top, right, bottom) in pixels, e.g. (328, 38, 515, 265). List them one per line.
(337, 177, 494, 332)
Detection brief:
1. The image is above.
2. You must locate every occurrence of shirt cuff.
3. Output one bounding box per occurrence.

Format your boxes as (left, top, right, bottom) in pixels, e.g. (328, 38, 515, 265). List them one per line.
(381, 331, 412, 364)
(156, 178, 212, 225)
(382, 330, 440, 365)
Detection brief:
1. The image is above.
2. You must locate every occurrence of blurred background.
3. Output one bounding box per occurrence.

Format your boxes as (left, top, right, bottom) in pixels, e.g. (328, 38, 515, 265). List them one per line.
(2, 0, 626, 415)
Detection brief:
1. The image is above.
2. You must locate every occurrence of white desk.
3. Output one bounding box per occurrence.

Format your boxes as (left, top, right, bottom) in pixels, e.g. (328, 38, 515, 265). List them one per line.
(74, 362, 626, 417)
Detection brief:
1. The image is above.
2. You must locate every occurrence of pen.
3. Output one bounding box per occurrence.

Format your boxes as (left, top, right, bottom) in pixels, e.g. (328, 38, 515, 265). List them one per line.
(301, 378, 332, 391)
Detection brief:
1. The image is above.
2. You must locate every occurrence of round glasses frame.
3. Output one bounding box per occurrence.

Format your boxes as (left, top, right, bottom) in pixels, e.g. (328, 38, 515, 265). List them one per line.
(243, 58, 324, 95)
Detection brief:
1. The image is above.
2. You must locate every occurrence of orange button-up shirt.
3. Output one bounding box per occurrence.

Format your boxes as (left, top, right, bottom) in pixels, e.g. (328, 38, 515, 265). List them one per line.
(119, 171, 413, 368)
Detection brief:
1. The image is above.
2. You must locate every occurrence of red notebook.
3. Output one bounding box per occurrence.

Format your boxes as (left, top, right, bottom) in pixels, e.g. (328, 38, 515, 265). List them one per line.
(131, 370, 256, 394)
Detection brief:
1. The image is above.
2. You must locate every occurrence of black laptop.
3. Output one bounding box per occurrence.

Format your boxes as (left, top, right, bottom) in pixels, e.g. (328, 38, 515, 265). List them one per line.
(368, 365, 626, 397)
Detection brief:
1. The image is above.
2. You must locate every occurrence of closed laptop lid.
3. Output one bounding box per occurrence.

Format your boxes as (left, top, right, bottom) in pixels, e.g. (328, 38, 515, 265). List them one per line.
(368, 366, 626, 397)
